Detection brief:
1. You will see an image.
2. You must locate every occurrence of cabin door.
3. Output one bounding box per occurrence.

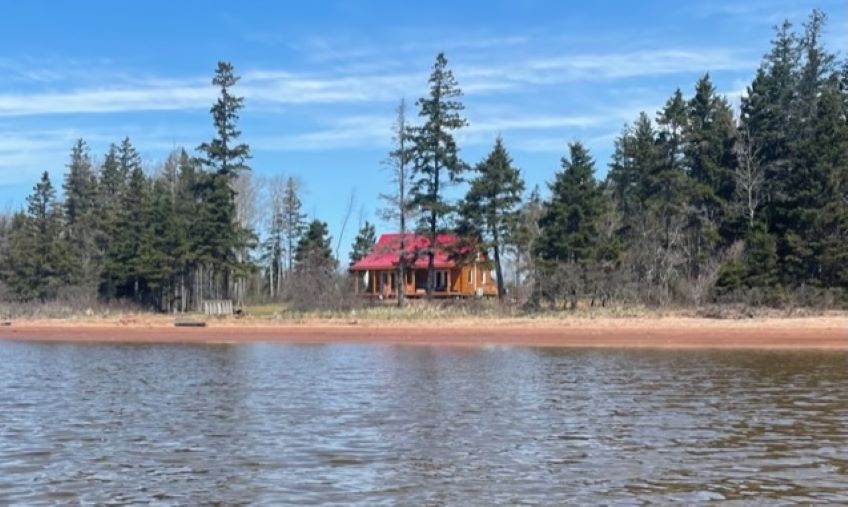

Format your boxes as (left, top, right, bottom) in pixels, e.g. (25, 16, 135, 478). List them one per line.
(435, 270, 448, 292)
(379, 272, 395, 296)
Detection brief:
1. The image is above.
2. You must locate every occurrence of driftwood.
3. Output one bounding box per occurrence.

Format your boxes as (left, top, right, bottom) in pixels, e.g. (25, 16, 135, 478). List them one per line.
(175, 320, 206, 328)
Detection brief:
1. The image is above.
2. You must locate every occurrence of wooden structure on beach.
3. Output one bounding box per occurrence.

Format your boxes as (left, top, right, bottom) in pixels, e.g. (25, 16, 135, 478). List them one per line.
(202, 300, 233, 315)
(349, 233, 497, 299)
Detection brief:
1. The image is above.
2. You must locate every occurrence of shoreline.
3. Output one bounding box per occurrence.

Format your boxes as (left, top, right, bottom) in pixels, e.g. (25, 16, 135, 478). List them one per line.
(1, 316, 846, 349)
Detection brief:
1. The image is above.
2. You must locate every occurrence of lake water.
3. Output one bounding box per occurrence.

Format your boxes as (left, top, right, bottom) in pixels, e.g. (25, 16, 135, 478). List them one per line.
(0, 341, 846, 504)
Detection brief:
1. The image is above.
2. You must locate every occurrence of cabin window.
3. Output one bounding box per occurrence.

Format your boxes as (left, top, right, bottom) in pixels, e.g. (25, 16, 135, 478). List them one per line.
(467, 267, 474, 284)
(482, 270, 487, 284)
(435, 270, 448, 291)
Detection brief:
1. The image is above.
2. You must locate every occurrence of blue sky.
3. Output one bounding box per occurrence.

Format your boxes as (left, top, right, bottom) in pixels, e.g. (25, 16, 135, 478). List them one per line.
(0, 0, 845, 258)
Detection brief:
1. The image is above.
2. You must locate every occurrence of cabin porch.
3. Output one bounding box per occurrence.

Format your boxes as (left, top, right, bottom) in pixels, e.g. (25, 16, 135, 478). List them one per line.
(353, 268, 469, 298)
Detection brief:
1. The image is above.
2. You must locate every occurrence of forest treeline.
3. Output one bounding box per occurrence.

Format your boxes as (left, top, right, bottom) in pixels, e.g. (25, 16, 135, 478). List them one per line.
(0, 10, 846, 311)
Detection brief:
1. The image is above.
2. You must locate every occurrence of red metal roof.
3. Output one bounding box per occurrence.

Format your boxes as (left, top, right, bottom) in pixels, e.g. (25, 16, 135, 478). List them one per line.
(350, 233, 466, 270)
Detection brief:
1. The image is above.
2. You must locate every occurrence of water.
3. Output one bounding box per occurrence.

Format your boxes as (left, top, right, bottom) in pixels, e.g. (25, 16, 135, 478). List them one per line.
(0, 342, 846, 504)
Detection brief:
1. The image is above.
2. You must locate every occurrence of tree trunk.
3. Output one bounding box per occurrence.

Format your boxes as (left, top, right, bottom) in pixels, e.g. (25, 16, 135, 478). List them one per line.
(396, 233, 406, 307)
(492, 230, 505, 301)
(426, 210, 436, 300)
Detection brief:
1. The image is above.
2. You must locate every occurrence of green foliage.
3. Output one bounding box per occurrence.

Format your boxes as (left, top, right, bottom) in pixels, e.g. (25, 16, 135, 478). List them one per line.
(459, 137, 524, 298)
(196, 61, 251, 179)
(536, 142, 604, 264)
(533, 143, 608, 306)
(3, 173, 73, 301)
(295, 220, 336, 272)
(410, 52, 468, 296)
(282, 177, 307, 274)
(349, 221, 376, 265)
(62, 139, 100, 286)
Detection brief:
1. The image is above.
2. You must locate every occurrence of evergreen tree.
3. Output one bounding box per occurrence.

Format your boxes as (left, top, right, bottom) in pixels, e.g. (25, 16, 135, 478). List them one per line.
(608, 113, 687, 302)
(410, 53, 469, 298)
(282, 177, 307, 276)
(459, 137, 524, 299)
(535, 142, 605, 307)
(172, 151, 202, 311)
(349, 221, 376, 265)
(197, 61, 251, 179)
(295, 219, 336, 272)
(195, 61, 253, 300)
(740, 20, 799, 233)
(105, 165, 149, 299)
(117, 136, 142, 181)
(4, 173, 71, 301)
(683, 74, 737, 278)
(63, 139, 100, 286)
(97, 143, 125, 297)
(135, 179, 179, 308)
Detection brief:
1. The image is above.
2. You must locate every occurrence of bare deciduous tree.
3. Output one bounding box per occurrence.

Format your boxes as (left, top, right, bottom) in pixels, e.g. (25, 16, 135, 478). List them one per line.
(734, 127, 764, 228)
(379, 99, 416, 307)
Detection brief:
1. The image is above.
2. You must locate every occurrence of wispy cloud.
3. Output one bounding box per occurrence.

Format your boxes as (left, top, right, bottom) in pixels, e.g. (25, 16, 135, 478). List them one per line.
(0, 45, 759, 117)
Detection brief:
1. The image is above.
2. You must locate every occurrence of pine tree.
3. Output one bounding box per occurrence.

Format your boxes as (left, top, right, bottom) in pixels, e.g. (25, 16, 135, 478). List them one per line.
(534, 142, 605, 307)
(136, 179, 179, 308)
(740, 20, 799, 238)
(195, 61, 253, 301)
(684, 74, 737, 278)
(282, 177, 307, 277)
(410, 53, 469, 298)
(608, 113, 687, 302)
(97, 143, 125, 297)
(295, 220, 336, 272)
(105, 165, 149, 300)
(197, 61, 250, 179)
(63, 139, 100, 287)
(459, 137, 524, 299)
(349, 221, 376, 265)
(172, 151, 201, 311)
(4, 173, 71, 301)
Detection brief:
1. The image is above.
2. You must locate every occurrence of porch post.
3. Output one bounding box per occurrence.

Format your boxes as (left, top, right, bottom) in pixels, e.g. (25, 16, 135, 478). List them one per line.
(447, 270, 451, 295)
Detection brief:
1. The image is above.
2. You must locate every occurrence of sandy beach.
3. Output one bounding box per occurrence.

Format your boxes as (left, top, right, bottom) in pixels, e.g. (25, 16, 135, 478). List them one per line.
(1, 315, 846, 349)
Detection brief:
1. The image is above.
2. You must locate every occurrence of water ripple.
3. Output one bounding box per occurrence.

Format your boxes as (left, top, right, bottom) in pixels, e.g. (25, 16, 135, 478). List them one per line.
(0, 342, 846, 503)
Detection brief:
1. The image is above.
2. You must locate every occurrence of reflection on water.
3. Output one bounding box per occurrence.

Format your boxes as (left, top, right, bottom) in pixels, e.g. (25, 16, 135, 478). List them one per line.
(0, 342, 846, 503)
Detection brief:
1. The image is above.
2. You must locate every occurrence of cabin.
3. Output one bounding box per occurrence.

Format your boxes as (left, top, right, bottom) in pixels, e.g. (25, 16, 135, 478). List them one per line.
(350, 233, 498, 299)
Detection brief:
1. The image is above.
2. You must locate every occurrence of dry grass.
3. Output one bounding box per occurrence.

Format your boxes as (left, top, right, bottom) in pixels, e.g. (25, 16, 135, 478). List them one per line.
(3, 299, 845, 327)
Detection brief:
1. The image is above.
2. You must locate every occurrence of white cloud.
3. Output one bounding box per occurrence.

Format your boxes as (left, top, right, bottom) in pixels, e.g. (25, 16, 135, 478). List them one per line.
(0, 45, 760, 117)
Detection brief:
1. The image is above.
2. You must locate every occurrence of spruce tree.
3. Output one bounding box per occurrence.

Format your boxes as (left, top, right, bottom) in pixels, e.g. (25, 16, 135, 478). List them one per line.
(535, 142, 605, 307)
(282, 177, 307, 276)
(63, 139, 100, 287)
(349, 221, 376, 265)
(97, 143, 124, 297)
(295, 220, 336, 272)
(684, 74, 737, 278)
(5, 173, 71, 301)
(410, 53, 468, 298)
(105, 165, 149, 299)
(195, 61, 253, 300)
(459, 137, 524, 299)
